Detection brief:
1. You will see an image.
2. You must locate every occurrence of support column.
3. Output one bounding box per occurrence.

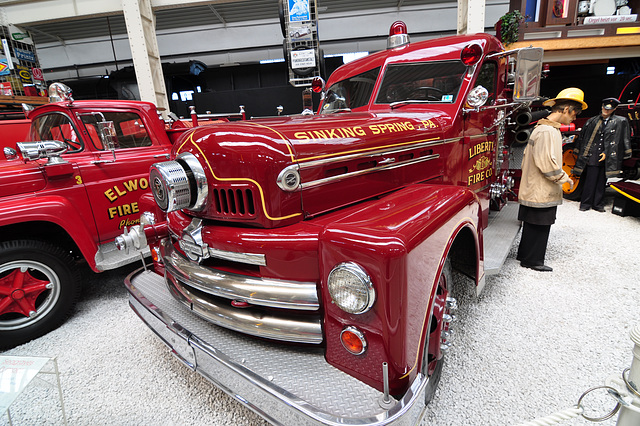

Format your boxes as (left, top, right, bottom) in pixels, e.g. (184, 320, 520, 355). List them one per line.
(457, 0, 486, 35)
(121, 0, 169, 116)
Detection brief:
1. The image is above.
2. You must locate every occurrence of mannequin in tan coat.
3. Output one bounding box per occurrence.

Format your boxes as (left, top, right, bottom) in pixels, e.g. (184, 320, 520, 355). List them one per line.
(517, 88, 586, 272)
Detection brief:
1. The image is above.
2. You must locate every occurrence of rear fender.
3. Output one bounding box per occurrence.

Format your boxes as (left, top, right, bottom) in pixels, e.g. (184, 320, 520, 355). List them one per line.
(319, 184, 480, 394)
(0, 195, 100, 270)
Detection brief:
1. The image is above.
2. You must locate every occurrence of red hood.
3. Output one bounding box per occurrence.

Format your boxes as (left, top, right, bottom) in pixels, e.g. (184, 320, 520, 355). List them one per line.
(171, 110, 450, 228)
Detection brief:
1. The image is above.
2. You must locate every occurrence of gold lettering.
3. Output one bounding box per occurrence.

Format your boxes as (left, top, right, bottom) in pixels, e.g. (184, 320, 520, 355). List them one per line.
(104, 189, 117, 202)
(342, 127, 355, 138)
(294, 131, 310, 140)
(123, 180, 138, 192)
(114, 185, 127, 197)
(140, 178, 148, 190)
(312, 130, 327, 139)
(325, 128, 338, 138)
(108, 206, 118, 219)
(109, 202, 140, 220)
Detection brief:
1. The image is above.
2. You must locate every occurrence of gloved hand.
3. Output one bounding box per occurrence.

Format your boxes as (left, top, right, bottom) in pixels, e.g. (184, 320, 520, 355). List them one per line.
(599, 152, 606, 162)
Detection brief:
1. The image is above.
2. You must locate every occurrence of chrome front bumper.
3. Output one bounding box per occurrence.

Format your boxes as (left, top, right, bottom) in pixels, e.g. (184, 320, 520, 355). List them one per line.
(125, 268, 428, 425)
(161, 239, 323, 344)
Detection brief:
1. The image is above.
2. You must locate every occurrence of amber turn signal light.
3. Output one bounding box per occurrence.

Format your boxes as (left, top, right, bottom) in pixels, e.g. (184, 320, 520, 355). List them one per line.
(340, 326, 367, 355)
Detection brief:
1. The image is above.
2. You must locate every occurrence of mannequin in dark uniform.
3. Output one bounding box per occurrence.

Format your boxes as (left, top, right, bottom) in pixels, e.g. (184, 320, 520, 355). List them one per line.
(573, 98, 632, 212)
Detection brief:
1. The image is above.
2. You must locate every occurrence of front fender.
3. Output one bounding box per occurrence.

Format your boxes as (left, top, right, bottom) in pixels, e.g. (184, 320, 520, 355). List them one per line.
(319, 183, 480, 395)
(0, 195, 100, 270)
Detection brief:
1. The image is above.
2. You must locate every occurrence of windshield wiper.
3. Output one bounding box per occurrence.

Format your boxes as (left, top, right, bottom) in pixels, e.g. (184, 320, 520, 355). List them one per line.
(323, 108, 352, 114)
(390, 100, 434, 109)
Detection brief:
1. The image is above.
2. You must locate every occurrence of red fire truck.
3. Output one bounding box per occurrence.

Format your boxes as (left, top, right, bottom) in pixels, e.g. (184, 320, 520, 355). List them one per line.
(0, 84, 242, 349)
(118, 23, 543, 424)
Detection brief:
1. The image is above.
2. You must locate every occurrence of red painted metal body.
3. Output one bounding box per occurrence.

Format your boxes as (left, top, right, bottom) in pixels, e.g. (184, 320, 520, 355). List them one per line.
(0, 118, 30, 159)
(131, 32, 528, 405)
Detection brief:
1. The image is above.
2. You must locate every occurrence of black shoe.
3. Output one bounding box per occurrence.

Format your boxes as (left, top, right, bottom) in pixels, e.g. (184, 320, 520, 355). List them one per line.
(579, 206, 590, 211)
(593, 205, 605, 212)
(521, 263, 553, 272)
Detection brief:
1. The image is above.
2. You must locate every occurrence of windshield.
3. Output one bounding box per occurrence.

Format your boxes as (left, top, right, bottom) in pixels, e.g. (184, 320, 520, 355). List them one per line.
(375, 61, 466, 105)
(321, 67, 380, 114)
(79, 112, 152, 150)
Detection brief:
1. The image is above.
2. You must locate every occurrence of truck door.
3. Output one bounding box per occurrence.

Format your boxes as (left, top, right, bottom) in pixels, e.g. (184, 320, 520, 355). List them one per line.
(463, 60, 501, 224)
(74, 110, 169, 243)
(29, 109, 168, 243)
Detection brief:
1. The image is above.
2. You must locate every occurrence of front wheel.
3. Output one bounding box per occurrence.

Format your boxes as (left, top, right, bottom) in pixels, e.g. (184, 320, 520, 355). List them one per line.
(422, 257, 455, 404)
(562, 144, 584, 200)
(0, 240, 81, 349)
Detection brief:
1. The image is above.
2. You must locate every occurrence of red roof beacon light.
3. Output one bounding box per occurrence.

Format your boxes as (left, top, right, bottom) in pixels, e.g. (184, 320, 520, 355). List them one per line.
(387, 21, 410, 49)
(460, 43, 483, 66)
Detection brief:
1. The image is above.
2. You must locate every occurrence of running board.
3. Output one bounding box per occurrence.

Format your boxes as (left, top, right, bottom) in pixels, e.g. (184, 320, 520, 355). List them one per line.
(483, 202, 521, 275)
(95, 241, 150, 271)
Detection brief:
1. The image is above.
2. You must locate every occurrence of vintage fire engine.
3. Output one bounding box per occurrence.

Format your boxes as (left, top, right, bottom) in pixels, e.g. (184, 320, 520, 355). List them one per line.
(118, 23, 543, 424)
(0, 83, 243, 349)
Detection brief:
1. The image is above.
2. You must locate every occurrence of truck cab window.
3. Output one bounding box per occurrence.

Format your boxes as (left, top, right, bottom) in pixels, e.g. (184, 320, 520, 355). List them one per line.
(80, 112, 152, 150)
(476, 62, 497, 105)
(30, 113, 84, 153)
(375, 61, 466, 104)
(321, 67, 380, 114)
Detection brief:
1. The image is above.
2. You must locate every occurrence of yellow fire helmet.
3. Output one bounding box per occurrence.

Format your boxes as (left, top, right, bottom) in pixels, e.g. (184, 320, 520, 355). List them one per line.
(543, 87, 588, 110)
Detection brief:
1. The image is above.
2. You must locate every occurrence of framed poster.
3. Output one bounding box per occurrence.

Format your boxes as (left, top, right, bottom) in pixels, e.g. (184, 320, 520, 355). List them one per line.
(0, 81, 12, 96)
(289, 0, 310, 22)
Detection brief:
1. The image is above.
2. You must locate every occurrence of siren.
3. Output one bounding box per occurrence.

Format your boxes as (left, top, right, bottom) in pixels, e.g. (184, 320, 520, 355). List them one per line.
(387, 21, 410, 49)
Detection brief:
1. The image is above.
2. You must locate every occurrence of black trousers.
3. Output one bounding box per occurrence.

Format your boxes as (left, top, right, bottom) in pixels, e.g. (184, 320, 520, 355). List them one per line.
(580, 164, 606, 209)
(517, 221, 551, 266)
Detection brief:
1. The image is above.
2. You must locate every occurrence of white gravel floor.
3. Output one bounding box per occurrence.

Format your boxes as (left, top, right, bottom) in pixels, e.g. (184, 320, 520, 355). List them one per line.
(2, 194, 639, 426)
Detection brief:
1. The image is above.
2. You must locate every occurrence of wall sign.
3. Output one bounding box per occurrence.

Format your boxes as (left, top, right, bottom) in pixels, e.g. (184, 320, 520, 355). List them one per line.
(0, 59, 9, 76)
(0, 81, 12, 95)
(14, 47, 35, 62)
(17, 65, 32, 83)
(32, 67, 44, 82)
(1, 39, 14, 70)
(288, 0, 310, 22)
(291, 49, 315, 69)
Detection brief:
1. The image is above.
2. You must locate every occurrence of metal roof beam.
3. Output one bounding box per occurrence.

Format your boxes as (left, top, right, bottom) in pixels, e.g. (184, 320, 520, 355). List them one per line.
(122, 0, 169, 116)
(208, 5, 226, 26)
(0, 0, 246, 25)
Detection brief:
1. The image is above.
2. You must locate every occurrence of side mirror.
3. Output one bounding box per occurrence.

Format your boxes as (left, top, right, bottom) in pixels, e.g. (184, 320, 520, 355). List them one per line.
(466, 85, 489, 109)
(4, 146, 19, 161)
(513, 47, 543, 102)
(97, 121, 117, 161)
(97, 121, 117, 151)
(17, 140, 69, 164)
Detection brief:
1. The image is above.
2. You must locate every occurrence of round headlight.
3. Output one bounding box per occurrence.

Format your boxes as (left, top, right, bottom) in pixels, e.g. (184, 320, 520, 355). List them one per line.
(149, 152, 208, 212)
(328, 262, 375, 314)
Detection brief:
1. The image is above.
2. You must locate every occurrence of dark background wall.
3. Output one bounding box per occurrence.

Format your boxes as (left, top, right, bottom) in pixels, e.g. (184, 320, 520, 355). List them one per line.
(60, 56, 639, 121)
(540, 59, 640, 118)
